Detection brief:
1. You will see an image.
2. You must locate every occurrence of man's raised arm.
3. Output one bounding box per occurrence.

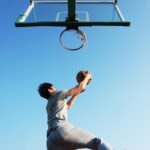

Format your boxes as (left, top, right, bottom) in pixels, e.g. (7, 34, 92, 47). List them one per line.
(68, 71, 92, 96)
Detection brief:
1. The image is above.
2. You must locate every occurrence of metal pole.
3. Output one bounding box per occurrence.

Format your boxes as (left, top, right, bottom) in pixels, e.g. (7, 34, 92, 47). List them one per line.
(29, 0, 33, 4)
(115, 0, 117, 4)
(18, 3, 34, 22)
(68, 0, 76, 21)
(34, 1, 114, 4)
(114, 4, 125, 21)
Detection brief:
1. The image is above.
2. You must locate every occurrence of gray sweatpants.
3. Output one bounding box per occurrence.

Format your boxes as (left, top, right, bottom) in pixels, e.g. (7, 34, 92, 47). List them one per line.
(47, 121, 114, 150)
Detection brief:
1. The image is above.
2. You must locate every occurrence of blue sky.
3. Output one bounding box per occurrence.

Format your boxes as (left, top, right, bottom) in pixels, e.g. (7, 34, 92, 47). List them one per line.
(0, 0, 150, 150)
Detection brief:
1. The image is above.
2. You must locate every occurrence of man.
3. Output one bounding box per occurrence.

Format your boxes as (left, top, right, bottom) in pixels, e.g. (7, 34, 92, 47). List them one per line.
(38, 71, 114, 150)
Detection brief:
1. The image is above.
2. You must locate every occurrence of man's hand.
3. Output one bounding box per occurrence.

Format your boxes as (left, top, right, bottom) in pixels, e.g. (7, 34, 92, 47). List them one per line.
(85, 71, 92, 81)
(68, 71, 92, 96)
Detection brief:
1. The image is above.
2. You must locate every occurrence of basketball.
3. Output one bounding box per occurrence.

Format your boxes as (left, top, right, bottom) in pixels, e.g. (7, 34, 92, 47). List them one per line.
(76, 70, 92, 85)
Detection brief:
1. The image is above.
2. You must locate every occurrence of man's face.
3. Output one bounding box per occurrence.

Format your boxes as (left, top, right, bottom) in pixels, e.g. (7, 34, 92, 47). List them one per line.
(48, 86, 57, 94)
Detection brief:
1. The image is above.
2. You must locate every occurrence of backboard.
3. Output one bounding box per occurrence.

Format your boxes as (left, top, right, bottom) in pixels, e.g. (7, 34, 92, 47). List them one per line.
(15, 0, 130, 27)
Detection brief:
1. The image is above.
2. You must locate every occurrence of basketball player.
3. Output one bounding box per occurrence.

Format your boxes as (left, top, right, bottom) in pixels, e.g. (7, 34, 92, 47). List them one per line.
(38, 71, 114, 150)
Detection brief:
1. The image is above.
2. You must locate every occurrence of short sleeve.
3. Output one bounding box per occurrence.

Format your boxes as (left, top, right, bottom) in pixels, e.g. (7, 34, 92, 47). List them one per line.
(58, 90, 69, 100)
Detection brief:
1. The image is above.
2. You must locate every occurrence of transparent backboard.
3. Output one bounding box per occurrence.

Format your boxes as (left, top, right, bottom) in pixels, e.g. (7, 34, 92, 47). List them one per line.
(15, 0, 130, 27)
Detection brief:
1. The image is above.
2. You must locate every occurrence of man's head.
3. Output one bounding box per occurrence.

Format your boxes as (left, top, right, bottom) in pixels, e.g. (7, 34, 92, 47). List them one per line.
(38, 82, 57, 100)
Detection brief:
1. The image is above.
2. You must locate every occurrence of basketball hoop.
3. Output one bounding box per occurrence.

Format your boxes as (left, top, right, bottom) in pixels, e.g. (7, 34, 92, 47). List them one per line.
(60, 28, 86, 51)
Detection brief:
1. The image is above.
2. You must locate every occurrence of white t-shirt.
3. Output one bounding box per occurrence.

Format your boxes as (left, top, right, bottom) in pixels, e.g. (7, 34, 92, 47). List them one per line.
(46, 90, 69, 130)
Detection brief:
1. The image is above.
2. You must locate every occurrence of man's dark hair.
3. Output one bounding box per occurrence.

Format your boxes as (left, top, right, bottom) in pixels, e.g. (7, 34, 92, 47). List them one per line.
(38, 82, 53, 99)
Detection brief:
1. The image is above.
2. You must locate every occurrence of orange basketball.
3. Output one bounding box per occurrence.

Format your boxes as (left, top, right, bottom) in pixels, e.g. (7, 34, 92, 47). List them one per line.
(76, 70, 92, 85)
